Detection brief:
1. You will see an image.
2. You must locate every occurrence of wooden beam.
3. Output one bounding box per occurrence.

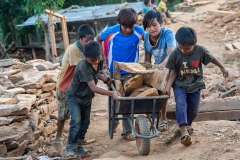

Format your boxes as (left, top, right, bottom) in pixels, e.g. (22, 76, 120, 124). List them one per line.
(208, 10, 235, 17)
(48, 12, 57, 62)
(28, 33, 37, 59)
(222, 11, 240, 23)
(60, 17, 69, 50)
(167, 99, 240, 121)
(45, 9, 67, 19)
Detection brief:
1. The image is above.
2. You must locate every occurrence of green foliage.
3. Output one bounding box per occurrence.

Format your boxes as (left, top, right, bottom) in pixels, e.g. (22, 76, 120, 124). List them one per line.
(24, 0, 65, 15)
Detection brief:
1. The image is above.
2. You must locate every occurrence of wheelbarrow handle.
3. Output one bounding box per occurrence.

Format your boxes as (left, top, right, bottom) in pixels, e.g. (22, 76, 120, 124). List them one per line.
(111, 83, 169, 100)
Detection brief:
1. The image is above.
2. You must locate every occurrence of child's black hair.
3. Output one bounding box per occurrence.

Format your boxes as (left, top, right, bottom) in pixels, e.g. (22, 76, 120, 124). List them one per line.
(144, 0, 150, 5)
(175, 27, 197, 45)
(77, 24, 95, 39)
(117, 8, 137, 28)
(143, 10, 163, 30)
(83, 41, 102, 59)
(151, 0, 156, 4)
(107, 20, 118, 28)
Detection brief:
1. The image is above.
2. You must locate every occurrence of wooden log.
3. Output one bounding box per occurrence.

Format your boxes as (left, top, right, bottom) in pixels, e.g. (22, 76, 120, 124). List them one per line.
(222, 11, 240, 23)
(116, 62, 154, 74)
(143, 68, 169, 92)
(208, 10, 235, 17)
(60, 17, 69, 50)
(45, 9, 67, 19)
(167, 98, 240, 120)
(48, 12, 57, 61)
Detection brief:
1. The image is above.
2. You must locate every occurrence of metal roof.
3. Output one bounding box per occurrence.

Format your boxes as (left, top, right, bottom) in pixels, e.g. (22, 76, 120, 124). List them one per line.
(17, 2, 143, 27)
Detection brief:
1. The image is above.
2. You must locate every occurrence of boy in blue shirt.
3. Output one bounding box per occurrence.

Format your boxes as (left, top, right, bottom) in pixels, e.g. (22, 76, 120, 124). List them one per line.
(96, 8, 145, 141)
(143, 10, 176, 132)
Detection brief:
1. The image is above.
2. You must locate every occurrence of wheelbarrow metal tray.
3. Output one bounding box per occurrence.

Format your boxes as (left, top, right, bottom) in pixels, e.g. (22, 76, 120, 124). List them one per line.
(114, 95, 167, 114)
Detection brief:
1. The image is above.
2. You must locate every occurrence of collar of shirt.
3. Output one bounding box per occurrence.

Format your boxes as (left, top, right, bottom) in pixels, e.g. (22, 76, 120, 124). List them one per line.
(75, 40, 83, 52)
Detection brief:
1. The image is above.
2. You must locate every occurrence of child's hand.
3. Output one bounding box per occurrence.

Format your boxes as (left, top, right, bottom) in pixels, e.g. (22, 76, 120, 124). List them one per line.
(112, 91, 120, 100)
(220, 67, 229, 78)
(164, 89, 171, 96)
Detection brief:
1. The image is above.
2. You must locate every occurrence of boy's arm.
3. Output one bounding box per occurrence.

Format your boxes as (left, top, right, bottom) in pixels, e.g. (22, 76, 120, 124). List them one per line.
(211, 57, 229, 78)
(97, 70, 112, 86)
(87, 80, 119, 100)
(165, 69, 177, 96)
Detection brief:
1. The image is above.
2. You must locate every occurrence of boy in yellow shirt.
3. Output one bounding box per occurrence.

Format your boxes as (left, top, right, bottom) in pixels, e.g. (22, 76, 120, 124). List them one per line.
(157, 0, 171, 18)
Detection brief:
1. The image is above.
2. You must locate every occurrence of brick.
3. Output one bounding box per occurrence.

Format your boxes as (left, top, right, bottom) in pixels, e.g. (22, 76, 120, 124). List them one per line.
(222, 51, 239, 61)
(48, 101, 58, 115)
(204, 15, 216, 23)
(6, 140, 28, 157)
(25, 89, 36, 94)
(0, 105, 28, 117)
(17, 101, 32, 111)
(130, 87, 152, 97)
(45, 96, 54, 103)
(8, 74, 24, 84)
(51, 90, 56, 97)
(0, 59, 17, 67)
(12, 64, 33, 71)
(0, 98, 17, 105)
(0, 144, 7, 157)
(38, 104, 48, 115)
(5, 88, 25, 98)
(41, 83, 56, 92)
(136, 88, 159, 97)
(33, 130, 41, 140)
(0, 69, 21, 78)
(29, 110, 40, 131)
(35, 89, 43, 96)
(26, 141, 39, 152)
(41, 122, 57, 137)
(124, 75, 143, 96)
(38, 92, 51, 99)
(50, 110, 58, 120)
(5, 141, 19, 150)
(15, 94, 36, 105)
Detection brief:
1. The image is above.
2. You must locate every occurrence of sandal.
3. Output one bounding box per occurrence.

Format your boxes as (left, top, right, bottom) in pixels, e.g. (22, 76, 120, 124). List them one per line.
(158, 120, 168, 132)
(187, 126, 194, 135)
(78, 146, 91, 157)
(124, 134, 135, 141)
(180, 134, 192, 146)
(65, 153, 78, 160)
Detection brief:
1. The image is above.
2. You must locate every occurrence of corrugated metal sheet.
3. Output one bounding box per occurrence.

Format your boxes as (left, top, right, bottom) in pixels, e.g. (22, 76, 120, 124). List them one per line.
(18, 2, 143, 27)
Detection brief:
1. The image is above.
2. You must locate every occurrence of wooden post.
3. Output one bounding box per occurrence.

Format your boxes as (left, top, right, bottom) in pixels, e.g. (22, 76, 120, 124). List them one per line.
(60, 17, 69, 51)
(28, 33, 37, 59)
(48, 12, 57, 62)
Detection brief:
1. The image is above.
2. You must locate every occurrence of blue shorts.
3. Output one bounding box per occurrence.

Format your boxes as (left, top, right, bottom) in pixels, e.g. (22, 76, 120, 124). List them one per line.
(173, 87, 201, 126)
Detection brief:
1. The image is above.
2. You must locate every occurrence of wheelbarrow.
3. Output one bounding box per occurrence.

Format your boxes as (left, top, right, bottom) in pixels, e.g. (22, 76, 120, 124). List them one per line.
(107, 62, 169, 155)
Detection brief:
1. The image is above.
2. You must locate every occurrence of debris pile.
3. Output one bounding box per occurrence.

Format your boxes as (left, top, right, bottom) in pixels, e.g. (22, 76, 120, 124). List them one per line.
(174, 0, 213, 12)
(0, 59, 60, 158)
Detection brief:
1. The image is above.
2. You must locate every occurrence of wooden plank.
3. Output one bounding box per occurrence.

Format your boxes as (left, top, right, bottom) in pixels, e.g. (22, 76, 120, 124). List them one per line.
(222, 11, 240, 23)
(48, 13, 57, 62)
(28, 33, 37, 59)
(60, 17, 69, 50)
(116, 62, 154, 74)
(208, 10, 235, 17)
(143, 68, 169, 92)
(45, 9, 67, 19)
(167, 99, 240, 120)
(232, 42, 240, 51)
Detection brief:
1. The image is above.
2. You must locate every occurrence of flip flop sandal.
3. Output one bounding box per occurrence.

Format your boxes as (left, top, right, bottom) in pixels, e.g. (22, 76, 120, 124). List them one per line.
(65, 154, 78, 160)
(180, 134, 192, 146)
(125, 134, 136, 141)
(187, 126, 194, 135)
(158, 120, 168, 132)
(78, 146, 92, 157)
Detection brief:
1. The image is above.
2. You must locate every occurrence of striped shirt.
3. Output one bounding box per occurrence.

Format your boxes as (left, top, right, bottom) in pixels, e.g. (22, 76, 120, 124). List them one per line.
(100, 24, 145, 74)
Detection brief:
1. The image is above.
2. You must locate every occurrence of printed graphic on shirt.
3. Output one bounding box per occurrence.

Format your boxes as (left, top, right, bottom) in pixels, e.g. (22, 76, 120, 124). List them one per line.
(181, 60, 200, 76)
(152, 49, 164, 63)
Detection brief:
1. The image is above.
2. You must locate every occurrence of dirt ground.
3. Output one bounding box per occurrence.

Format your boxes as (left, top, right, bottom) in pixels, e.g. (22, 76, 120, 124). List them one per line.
(57, 0, 240, 159)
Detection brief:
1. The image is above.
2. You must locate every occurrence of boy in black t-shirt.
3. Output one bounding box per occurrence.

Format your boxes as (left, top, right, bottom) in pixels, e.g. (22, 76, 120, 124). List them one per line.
(65, 41, 120, 159)
(165, 27, 229, 146)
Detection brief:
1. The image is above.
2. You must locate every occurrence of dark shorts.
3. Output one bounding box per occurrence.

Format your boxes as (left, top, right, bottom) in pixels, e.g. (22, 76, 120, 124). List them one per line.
(56, 88, 70, 120)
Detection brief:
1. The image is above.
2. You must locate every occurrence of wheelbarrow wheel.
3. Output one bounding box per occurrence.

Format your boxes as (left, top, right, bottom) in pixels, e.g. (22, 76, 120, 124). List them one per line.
(108, 96, 114, 139)
(135, 115, 150, 155)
